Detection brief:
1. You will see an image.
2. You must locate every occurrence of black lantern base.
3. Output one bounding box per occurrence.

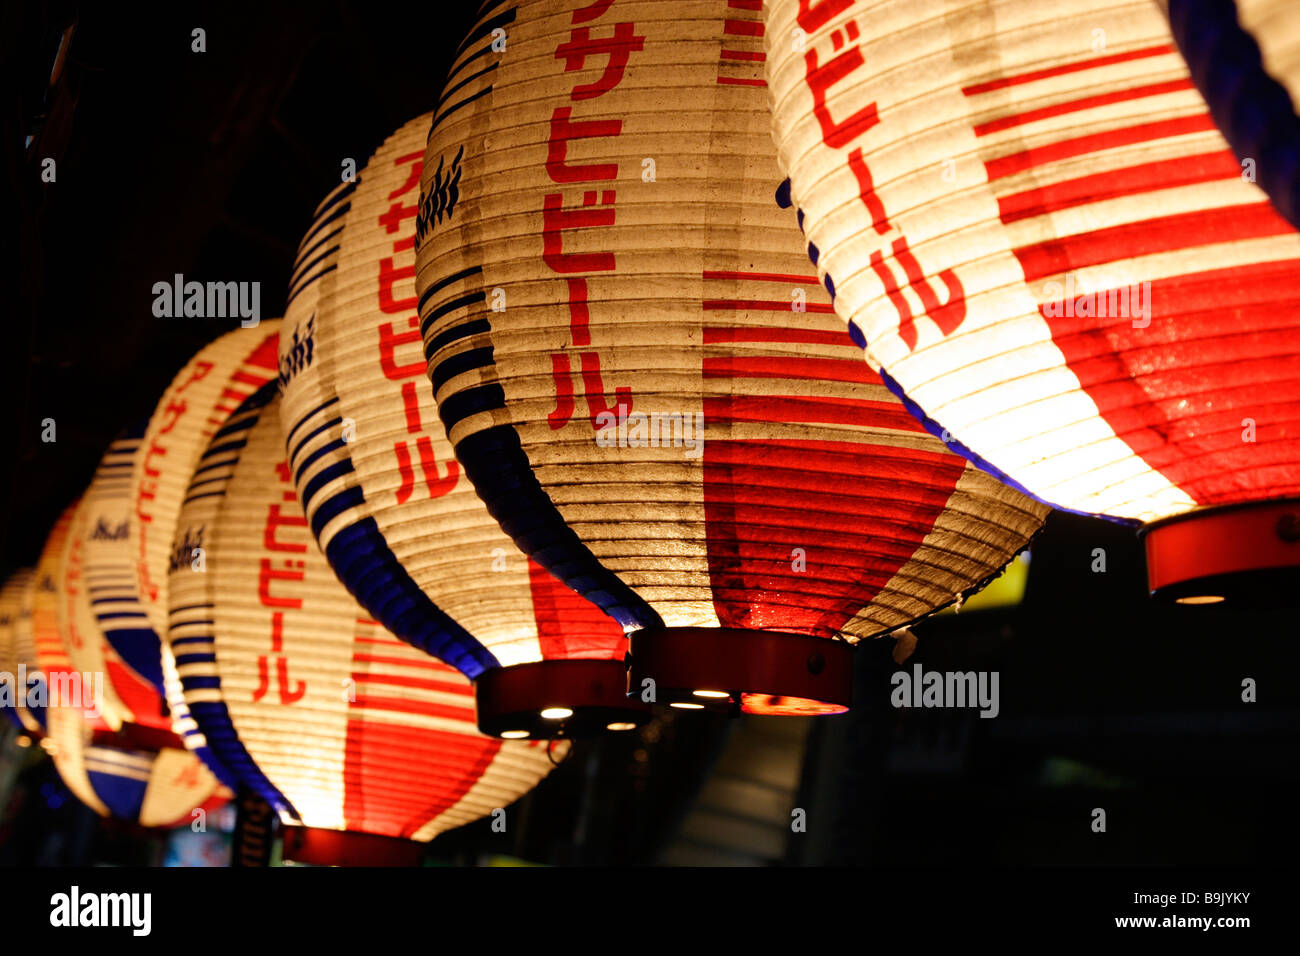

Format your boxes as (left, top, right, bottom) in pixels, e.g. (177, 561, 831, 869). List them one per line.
(1141, 498, 1300, 606)
(627, 627, 854, 716)
(280, 826, 424, 867)
(474, 659, 650, 739)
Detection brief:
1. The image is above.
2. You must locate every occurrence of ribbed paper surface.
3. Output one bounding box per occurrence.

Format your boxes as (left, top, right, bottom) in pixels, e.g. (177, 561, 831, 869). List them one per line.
(766, 0, 1300, 523)
(171, 386, 562, 842)
(414, 0, 1048, 639)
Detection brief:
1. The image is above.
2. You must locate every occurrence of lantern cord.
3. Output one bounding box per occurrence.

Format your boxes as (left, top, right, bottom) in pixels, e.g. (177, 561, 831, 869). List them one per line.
(546, 738, 571, 767)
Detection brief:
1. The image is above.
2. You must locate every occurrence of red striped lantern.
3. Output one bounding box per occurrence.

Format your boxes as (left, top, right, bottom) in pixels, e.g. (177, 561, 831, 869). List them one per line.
(413, 0, 1049, 719)
(766, 0, 1300, 603)
(169, 385, 564, 862)
(279, 119, 645, 738)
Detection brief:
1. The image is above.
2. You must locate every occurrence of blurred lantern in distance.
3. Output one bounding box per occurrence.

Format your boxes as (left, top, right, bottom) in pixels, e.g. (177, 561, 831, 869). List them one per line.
(170, 384, 564, 864)
(414, 0, 1048, 717)
(1162, 0, 1300, 229)
(766, 0, 1300, 606)
(279, 116, 644, 739)
(0, 570, 43, 734)
(30, 502, 227, 826)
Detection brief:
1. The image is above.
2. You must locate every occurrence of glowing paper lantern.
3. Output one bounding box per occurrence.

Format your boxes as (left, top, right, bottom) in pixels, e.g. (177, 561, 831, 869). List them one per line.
(45, 707, 227, 828)
(61, 428, 152, 731)
(124, 325, 280, 766)
(279, 117, 642, 737)
(32, 501, 108, 730)
(412, 0, 1048, 716)
(766, 0, 1300, 602)
(169, 384, 564, 862)
(0, 569, 42, 733)
(1163, 0, 1300, 228)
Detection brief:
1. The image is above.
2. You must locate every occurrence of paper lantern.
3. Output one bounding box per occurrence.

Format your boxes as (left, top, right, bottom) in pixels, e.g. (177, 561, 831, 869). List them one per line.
(62, 426, 156, 731)
(0, 569, 42, 734)
(124, 324, 280, 768)
(169, 383, 564, 862)
(1163, 0, 1300, 228)
(766, 0, 1300, 602)
(31, 504, 229, 826)
(45, 706, 228, 828)
(279, 118, 643, 737)
(412, 0, 1048, 716)
(32, 501, 109, 731)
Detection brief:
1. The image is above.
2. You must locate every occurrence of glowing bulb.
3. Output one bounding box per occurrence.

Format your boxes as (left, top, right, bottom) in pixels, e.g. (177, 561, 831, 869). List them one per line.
(670, 702, 705, 710)
(500, 730, 530, 739)
(606, 722, 637, 731)
(692, 690, 729, 699)
(1176, 595, 1225, 605)
(540, 707, 573, 720)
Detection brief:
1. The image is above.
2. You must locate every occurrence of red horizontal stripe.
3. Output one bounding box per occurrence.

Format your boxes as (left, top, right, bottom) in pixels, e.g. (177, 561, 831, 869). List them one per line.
(351, 694, 476, 723)
(721, 49, 765, 61)
(985, 113, 1217, 181)
(352, 653, 463, 676)
(724, 17, 763, 36)
(962, 44, 1175, 96)
(703, 325, 852, 347)
(997, 149, 1239, 223)
(974, 79, 1192, 137)
(728, 0, 763, 9)
(718, 76, 767, 87)
(703, 356, 880, 385)
(705, 395, 928, 432)
(1014, 201, 1290, 282)
(351, 672, 472, 696)
(703, 298, 835, 313)
(704, 269, 819, 284)
(353, 635, 409, 649)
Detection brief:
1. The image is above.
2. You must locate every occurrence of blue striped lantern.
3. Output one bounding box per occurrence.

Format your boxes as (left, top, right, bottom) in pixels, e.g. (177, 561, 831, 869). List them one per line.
(411, 0, 1049, 716)
(1163, 0, 1300, 228)
(168, 383, 565, 863)
(279, 115, 645, 739)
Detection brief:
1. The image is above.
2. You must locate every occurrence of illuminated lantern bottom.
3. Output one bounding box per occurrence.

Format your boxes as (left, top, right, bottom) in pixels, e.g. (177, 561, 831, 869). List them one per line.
(1140, 499, 1300, 605)
(474, 658, 650, 738)
(279, 827, 426, 867)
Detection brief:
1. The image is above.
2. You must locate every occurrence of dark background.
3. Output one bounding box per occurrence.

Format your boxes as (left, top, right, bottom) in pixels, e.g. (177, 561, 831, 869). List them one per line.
(2, 1, 1296, 867)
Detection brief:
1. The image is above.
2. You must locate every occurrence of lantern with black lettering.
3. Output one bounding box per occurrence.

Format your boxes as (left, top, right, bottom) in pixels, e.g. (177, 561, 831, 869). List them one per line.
(280, 116, 645, 738)
(767, 0, 1300, 603)
(413, 0, 1049, 717)
(170, 384, 564, 863)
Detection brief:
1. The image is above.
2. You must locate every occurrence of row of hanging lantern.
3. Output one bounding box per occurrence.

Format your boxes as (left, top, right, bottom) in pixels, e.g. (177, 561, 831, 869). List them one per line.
(7, 0, 1295, 860)
(764, 0, 1300, 605)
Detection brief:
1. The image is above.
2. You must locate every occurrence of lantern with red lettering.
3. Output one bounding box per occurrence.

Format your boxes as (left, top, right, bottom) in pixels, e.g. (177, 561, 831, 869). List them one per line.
(1162, 0, 1300, 229)
(170, 383, 564, 862)
(766, 0, 1300, 603)
(280, 116, 645, 738)
(0, 569, 42, 734)
(413, 0, 1049, 717)
(124, 324, 280, 768)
